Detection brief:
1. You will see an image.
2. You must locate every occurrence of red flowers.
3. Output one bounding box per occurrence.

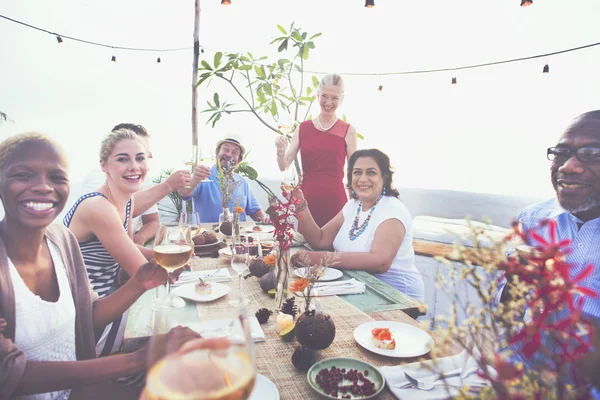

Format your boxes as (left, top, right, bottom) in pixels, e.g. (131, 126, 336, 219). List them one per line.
(503, 219, 596, 364)
(267, 180, 302, 251)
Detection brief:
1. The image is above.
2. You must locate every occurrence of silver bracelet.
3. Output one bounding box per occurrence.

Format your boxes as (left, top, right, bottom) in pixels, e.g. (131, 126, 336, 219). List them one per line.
(296, 200, 308, 212)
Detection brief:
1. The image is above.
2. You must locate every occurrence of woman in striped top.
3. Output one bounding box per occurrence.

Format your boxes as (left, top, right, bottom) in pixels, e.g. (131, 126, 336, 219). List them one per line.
(64, 129, 154, 357)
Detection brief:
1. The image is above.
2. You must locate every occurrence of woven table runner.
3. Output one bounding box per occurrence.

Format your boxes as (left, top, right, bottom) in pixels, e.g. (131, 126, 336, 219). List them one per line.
(190, 257, 415, 400)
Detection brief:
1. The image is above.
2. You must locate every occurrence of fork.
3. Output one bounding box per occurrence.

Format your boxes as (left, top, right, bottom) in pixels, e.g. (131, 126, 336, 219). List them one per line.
(400, 367, 481, 390)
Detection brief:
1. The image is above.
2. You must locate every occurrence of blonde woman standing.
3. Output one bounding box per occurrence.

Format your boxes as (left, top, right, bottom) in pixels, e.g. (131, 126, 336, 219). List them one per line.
(275, 73, 358, 227)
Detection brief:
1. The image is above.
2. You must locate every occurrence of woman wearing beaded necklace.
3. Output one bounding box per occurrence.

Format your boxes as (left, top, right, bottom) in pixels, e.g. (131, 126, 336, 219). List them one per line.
(289, 149, 424, 301)
(275, 73, 358, 228)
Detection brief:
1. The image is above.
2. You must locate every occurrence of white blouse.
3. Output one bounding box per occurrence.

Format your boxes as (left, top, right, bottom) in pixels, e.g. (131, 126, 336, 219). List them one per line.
(332, 196, 425, 300)
(10, 240, 76, 400)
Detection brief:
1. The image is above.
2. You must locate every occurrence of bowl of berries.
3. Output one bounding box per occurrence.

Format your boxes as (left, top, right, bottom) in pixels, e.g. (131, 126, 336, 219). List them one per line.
(307, 358, 385, 399)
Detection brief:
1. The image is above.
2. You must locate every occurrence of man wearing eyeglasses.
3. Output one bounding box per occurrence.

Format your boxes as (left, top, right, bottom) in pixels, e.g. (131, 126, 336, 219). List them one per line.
(496, 111, 600, 391)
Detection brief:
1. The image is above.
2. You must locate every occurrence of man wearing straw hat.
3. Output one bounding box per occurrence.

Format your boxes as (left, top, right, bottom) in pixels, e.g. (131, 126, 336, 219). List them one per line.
(180, 133, 270, 224)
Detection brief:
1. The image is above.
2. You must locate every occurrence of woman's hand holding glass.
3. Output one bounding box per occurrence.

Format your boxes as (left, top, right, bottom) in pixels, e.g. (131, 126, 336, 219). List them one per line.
(153, 223, 194, 309)
(144, 293, 256, 400)
(132, 259, 184, 292)
(275, 135, 288, 157)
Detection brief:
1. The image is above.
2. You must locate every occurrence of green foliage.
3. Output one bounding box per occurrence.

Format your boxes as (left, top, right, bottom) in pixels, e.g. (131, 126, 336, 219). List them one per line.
(152, 169, 191, 219)
(196, 22, 322, 138)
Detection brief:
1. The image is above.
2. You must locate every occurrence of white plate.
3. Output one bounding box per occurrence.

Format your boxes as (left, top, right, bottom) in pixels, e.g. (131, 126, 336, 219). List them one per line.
(353, 321, 434, 358)
(249, 374, 279, 400)
(244, 225, 275, 234)
(294, 267, 343, 282)
(170, 282, 230, 302)
(219, 247, 232, 257)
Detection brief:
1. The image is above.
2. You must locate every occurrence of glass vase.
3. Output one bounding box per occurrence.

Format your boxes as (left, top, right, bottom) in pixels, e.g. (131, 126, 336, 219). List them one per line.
(218, 207, 233, 236)
(274, 245, 290, 310)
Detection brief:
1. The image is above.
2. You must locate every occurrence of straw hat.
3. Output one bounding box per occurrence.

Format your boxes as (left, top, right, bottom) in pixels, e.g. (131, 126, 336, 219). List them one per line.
(215, 133, 246, 158)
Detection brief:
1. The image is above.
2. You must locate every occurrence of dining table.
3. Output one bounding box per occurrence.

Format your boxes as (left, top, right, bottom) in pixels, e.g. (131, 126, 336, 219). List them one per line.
(124, 238, 461, 399)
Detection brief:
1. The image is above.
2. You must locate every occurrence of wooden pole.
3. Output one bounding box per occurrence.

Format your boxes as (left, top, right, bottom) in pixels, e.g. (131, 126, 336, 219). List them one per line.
(191, 0, 201, 167)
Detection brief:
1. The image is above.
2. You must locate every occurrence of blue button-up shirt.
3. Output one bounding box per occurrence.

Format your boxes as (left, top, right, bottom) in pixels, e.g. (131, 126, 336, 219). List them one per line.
(517, 198, 600, 322)
(181, 165, 262, 223)
(498, 198, 600, 395)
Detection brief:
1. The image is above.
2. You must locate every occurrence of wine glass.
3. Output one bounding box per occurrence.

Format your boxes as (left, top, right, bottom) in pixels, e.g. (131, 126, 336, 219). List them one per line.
(180, 211, 201, 237)
(198, 147, 216, 183)
(145, 293, 256, 400)
(231, 235, 250, 290)
(153, 223, 194, 309)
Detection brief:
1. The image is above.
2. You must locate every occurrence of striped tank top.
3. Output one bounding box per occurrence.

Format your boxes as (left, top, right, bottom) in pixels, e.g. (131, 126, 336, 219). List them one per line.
(63, 192, 132, 298)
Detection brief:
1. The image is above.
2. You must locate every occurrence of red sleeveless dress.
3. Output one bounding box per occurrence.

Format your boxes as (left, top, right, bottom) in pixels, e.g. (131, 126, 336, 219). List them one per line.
(299, 119, 349, 227)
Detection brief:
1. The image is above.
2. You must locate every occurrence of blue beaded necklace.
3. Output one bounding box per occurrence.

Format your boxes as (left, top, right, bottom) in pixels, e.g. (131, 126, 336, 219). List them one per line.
(348, 194, 383, 241)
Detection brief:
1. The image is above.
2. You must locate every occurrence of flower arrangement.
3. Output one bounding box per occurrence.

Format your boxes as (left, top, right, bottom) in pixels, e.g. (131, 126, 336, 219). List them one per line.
(213, 156, 242, 235)
(233, 205, 244, 237)
(289, 251, 340, 312)
(428, 219, 597, 399)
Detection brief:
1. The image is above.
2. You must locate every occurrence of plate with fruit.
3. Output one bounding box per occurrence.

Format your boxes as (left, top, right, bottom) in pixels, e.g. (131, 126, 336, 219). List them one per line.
(353, 321, 434, 358)
(171, 280, 230, 302)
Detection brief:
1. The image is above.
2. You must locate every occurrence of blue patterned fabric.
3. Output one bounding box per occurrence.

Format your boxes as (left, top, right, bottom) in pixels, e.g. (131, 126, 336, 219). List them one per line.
(496, 198, 600, 395)
(516, 198, 600, 323)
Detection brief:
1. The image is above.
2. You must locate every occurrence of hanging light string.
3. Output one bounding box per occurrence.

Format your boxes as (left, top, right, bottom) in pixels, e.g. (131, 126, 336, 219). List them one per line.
(0, 14, 190, 52)
(2, 13, 599, 75)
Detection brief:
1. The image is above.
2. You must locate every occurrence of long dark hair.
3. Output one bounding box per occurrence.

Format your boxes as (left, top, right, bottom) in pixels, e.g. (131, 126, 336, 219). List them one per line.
(346, 149, 400, 199)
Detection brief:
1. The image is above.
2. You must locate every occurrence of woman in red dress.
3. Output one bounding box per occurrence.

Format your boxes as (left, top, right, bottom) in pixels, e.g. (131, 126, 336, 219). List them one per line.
(275, 74, 358, 228)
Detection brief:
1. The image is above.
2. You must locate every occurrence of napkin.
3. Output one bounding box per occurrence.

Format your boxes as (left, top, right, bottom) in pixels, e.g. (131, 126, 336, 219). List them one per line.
(172, 269, 232, 286)
(248, 316, 266, 343)
(295, 279, 366, 297)
(188, 316, 265, 343)
(379, 349, 494, 400)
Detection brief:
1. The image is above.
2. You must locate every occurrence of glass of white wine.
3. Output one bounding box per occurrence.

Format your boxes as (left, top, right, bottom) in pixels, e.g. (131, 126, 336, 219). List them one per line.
(180, 211, 201, 237)
(153, 223, 194, 309)
(231, 235, 249, 291)
(198, 148, 216, 183)
(144, 293, 256, 400)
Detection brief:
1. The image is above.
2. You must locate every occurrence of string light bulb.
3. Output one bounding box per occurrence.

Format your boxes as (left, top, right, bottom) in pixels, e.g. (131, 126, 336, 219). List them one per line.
(201, 48, 204, 54)
(452, 77, 457, 85)
(111, 55, 116, 62)
(221, 0, 231, 5)
(56, 35, 63, 43)
(378, 85, 383, 92)
(520, 0, 533, 6)
(365, 0, 375, 8)
(543, 64, 549, 73)
(157, 57, 161, 63)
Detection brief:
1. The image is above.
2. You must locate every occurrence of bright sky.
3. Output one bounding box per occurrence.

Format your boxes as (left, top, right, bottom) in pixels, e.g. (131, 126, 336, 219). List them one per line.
(1, 0, 599, 199)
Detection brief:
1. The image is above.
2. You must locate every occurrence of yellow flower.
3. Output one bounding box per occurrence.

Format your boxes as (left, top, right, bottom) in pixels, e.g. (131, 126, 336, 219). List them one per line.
(234, 206, 244, 214)
(263, 255, 276, 267)
(290, 278, 310, 293)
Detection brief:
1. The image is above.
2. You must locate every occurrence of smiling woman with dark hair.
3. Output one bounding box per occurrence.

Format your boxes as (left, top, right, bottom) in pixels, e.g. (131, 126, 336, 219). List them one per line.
(288, 148, 424, 300)
(0, 132, 180, 399)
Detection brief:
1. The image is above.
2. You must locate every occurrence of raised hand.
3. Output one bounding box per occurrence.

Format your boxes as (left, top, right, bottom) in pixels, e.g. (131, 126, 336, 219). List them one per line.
(275, 136, 288, 156)
(166, 170, 192, 191)
(192, 165, 211, 182)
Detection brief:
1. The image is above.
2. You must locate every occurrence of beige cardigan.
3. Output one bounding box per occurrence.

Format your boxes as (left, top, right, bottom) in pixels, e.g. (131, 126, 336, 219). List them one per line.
(0, 224, 97, 399)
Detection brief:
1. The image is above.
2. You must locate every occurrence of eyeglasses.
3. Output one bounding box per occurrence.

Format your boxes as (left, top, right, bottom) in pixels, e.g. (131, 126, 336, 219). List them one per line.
(547, 146, 600, 163)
